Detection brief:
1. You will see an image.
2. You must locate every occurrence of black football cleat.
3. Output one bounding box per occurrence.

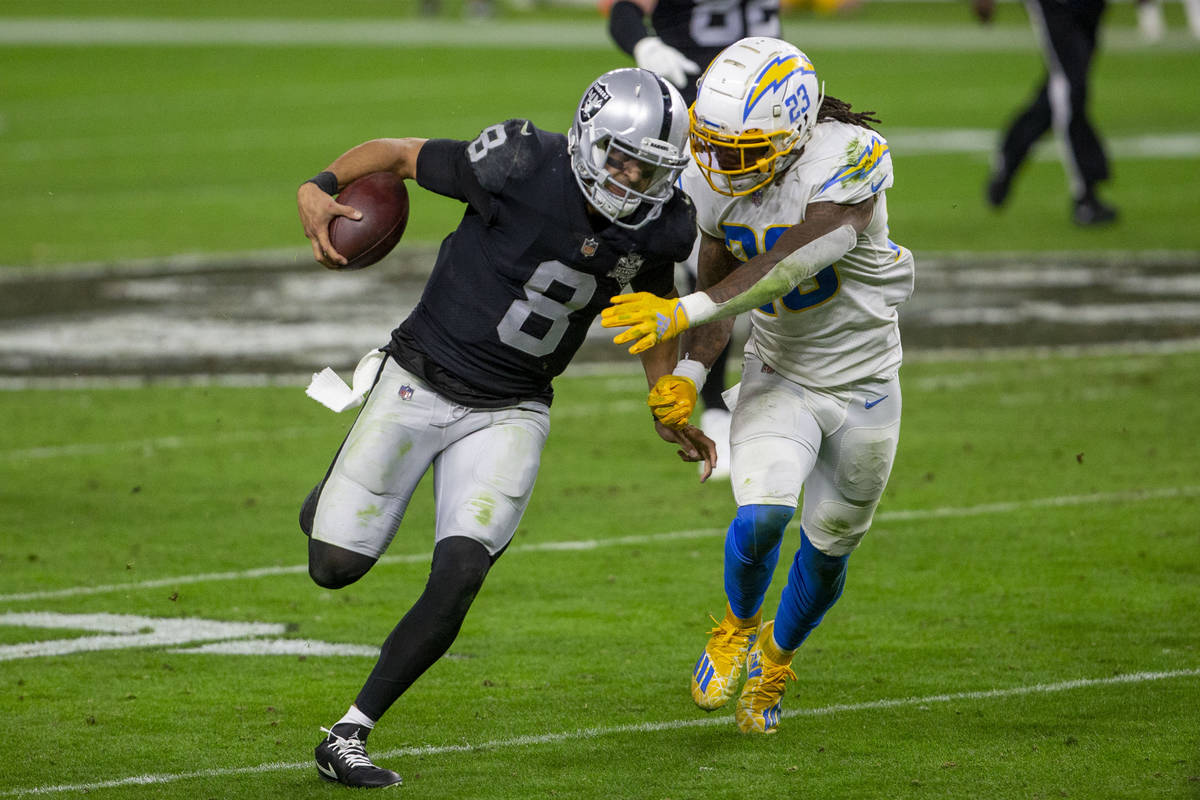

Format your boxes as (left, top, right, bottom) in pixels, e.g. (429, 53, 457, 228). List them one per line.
(314, 726, 402, 788)
(985, 155, 1014, 209)
(985, 169, 1012, 208)
(1072, 196, 1118, 227)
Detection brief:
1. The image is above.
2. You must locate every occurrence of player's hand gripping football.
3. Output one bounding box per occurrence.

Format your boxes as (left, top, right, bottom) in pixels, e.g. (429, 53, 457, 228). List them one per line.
(297, 181, 361, 268)
(601, 292, 691, 355)
(647, 374, 697, 430)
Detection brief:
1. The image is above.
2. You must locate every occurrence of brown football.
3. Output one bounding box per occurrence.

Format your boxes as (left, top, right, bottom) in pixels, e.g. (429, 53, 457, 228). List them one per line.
(327, 171, 410, 270)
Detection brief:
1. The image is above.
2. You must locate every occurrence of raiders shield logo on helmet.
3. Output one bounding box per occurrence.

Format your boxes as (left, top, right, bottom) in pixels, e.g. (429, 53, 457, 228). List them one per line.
(579, 83, 612, 122)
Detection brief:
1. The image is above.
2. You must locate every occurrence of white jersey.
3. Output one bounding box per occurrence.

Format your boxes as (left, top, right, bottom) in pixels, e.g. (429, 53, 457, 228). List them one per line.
(682, 120, 915, 388)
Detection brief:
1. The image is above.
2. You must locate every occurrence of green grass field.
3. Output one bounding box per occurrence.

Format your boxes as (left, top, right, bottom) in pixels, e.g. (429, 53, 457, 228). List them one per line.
(2, 2, 1200, 798)
(2, 350, 1199, 798)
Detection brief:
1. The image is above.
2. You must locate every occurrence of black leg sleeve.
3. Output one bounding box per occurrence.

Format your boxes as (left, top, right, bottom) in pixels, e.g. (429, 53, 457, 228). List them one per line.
(353, 536, 494, 721)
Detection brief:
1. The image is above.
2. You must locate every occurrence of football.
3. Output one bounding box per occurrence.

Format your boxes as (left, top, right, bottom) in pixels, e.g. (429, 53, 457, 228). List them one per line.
(327, 171, 410, 270)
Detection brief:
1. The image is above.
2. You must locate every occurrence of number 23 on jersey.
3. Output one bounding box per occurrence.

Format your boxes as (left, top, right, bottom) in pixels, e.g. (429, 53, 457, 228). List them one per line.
(722, 223, 841, 315)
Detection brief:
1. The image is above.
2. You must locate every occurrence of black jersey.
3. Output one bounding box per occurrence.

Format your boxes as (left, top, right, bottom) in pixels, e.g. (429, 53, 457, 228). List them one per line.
(651, 0, 781, 104)
(385, 119, 696, 408)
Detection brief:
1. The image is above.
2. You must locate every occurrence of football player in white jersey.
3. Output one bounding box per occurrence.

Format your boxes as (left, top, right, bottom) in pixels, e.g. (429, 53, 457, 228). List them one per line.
(602, 36, 915, 734)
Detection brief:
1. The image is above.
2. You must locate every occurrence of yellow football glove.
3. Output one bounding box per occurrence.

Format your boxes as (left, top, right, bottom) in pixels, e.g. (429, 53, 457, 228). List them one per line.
(648, 374, 698, 430)
(600, 292, 691, 355)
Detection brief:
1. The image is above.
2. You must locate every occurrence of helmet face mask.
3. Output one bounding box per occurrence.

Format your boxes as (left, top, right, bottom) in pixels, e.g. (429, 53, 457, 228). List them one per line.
(689, 37, 822, 197)
(569, 69, 691, 229)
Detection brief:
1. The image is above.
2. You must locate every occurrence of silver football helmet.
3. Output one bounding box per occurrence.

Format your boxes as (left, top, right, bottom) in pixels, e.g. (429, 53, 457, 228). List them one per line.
(568, 68, 691, 229)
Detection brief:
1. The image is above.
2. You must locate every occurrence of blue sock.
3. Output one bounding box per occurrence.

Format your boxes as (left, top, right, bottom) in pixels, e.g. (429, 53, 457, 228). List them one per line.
(773, 528, 849, 652)
(723, 504, 795, 620)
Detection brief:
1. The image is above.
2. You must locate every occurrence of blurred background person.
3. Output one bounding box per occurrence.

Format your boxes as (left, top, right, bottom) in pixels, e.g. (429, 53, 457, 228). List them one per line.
(605, 0, 782, 105)
(974, 0, 1118, 226)
(1135, 0, 1200, 41)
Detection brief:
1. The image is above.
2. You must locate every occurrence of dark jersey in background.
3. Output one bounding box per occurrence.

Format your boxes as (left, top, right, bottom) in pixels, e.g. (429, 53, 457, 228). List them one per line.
(650, 0, 781, 104)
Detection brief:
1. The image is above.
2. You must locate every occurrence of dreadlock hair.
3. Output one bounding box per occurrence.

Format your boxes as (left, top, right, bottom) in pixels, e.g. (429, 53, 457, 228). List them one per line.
(817, 94, 881, 132)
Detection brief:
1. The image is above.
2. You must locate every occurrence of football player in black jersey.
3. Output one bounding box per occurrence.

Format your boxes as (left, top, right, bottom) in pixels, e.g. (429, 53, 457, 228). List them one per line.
(294, 68, 714, 788)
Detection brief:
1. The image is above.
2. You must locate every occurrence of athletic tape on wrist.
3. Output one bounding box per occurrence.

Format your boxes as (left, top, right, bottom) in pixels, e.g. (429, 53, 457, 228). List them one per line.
(671, 358, 709, 389)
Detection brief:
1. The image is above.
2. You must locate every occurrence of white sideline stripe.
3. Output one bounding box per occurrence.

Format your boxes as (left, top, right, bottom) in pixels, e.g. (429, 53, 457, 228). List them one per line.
(0, 425, 318, 462)
(173, 638, 379, 657)
(0, 530, 718, 603)
(0, 18, 1195, 52)
(3, 667, 1196, 797)
(4, 337, 1200, 394)
(903, 336, 1200, 363)
(885, 129, 1200, 159)
(8, 127, 1199, 164)
(1, 485, 1196, 604)
(2, 247, 1197, 283)
(877, 485, 1200, 521)
(0, 401, 642, 462)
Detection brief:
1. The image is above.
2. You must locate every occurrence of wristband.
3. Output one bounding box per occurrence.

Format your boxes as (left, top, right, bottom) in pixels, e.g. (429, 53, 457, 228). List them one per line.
(671, 358, 709, 389)
(678, 292, 719, 327)
(305, 171, 339, 195)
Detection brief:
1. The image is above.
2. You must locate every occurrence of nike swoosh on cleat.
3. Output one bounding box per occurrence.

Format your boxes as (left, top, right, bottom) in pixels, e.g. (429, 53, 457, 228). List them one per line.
(316, 761, 339, 780)
(864, 395, 888, 409)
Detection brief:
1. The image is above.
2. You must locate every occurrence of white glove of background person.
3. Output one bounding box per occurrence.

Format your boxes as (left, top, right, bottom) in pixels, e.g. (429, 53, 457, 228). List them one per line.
(632, 37, 700, 90)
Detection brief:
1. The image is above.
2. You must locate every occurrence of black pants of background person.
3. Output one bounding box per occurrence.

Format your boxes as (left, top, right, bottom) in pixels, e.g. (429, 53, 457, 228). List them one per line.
(988, 0, 1117, 226)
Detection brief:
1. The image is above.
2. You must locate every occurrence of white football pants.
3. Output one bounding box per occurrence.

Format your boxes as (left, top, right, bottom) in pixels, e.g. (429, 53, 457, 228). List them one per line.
(310, 357, 550, 559)
(729, 352, 902, 557)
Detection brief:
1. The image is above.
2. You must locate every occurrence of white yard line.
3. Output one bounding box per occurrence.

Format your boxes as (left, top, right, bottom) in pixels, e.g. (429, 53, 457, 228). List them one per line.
(2, 667, 1196, 797)
(1, 485, 1196, 604)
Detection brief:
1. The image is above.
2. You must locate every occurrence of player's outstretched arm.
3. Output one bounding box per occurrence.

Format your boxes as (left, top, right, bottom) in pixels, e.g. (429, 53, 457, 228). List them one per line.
(601, 199, 874, 353)
(635, 311, 717, 480)
(640, 234, 738, 430)
(298, 138, 426, 267)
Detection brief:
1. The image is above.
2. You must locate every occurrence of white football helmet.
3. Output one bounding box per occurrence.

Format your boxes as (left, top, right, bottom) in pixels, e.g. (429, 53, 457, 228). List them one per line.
(568, 68, 691, 229)
(690, 37, 823, 196)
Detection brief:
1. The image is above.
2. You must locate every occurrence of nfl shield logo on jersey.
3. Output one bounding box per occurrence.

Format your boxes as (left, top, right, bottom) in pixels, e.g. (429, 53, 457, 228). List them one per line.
(398, 384, 414, 400)
(580, 236, 599, 257)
